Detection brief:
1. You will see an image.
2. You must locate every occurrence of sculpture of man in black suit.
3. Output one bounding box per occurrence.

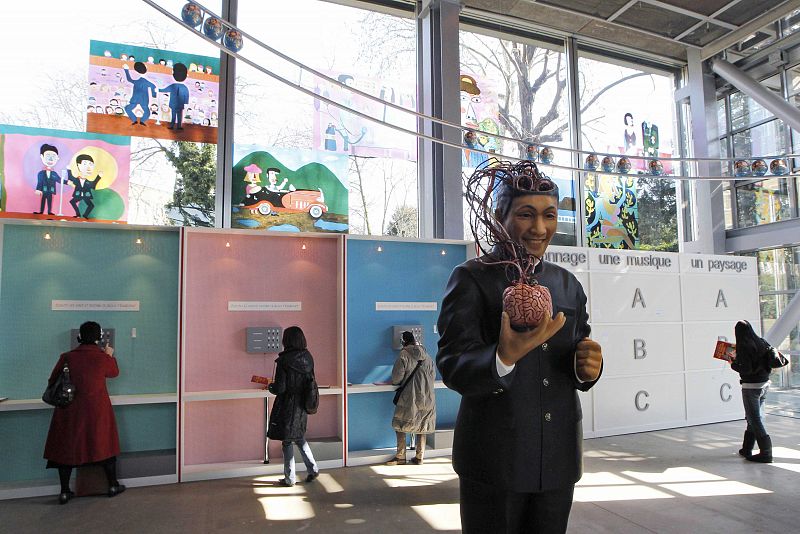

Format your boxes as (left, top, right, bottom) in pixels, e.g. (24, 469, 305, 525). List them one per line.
(437, 162, 603, 533)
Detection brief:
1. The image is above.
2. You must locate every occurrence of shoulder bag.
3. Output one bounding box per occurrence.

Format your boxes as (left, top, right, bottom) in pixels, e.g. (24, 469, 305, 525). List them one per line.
(43, 358, 76, 407)
(393, 360, 423, 405)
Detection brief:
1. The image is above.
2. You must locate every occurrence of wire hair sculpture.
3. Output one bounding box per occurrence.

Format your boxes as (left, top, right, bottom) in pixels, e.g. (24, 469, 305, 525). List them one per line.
(464, 158, 559, 284)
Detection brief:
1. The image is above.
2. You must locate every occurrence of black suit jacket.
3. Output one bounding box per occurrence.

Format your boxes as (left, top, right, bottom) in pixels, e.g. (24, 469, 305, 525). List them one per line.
(436, 256, 601, 493)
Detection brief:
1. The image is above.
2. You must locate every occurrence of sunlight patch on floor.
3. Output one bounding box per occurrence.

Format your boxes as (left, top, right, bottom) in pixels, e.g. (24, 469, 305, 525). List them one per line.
(257, 496, 315, 521)
(574, 485, 674, 502)
(412, 504, 462, 531)
(659, 481, 770, 497)
(316, 473, 344, 493)
(576, 472, 635, 486)
(622, 467, 724, 484)
(770, 462, 800, 473)
(771, 447, 800, 460)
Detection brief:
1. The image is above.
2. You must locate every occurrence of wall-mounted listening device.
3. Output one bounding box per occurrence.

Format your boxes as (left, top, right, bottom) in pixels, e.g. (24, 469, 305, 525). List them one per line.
(247, 327, 283, 353)
(392, 325, 424, 350)
(70, 328, 115, 350)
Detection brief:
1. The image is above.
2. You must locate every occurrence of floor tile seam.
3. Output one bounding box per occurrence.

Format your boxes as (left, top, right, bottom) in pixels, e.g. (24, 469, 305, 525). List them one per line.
(586, 502, 661, 533)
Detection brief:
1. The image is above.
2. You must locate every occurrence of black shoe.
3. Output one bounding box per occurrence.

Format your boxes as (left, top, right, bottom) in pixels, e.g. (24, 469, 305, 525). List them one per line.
(108, 484, 126, 497)
(131, 121, 138, 126)
(306, 471, 319, 482)
(34, 211, 42, 214)
(739, 430, 755, 458)
(177, 127, 184, 131)
(747, 435, 773, 463)
(279, 478, 294, 487)
(58, 491, 74, 505)
(47, 212, 55, 215)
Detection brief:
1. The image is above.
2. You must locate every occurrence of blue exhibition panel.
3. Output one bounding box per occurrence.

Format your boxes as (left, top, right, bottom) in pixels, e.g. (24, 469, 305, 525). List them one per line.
(347, 391, 398, 451)
(0, 224, 180, 398)
(435, 387, 460, 429)
(347, 389, 461, 452)
(345, 239, 467, 384)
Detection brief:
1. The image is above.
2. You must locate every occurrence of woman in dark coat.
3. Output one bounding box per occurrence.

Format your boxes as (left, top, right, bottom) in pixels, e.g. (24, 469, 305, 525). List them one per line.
(267, 326, 319, 486)
(731, 320, 787, 463)
(44, 321, 125, 504)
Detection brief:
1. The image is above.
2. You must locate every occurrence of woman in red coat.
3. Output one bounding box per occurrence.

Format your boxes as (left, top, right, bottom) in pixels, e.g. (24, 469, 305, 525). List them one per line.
(43, 321, 125, 504)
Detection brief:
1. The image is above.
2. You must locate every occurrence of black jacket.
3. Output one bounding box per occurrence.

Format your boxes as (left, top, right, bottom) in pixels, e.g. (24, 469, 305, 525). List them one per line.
(732, 342, 775, 384)
(267, 349, 314, 441)
(437, 256, 601, 493)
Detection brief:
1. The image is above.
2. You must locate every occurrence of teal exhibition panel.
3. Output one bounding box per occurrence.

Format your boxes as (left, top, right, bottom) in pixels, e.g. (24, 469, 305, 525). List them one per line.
(0, 222, 180, 492)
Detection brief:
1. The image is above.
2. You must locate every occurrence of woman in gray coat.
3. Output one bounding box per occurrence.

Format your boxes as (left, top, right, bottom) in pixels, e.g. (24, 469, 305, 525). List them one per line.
(387, 331, 436, 465)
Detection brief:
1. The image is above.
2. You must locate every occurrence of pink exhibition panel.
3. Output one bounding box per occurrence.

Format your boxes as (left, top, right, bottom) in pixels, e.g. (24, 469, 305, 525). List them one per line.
(266, 396, 341, 459)
(183, 232, 341, 391)
(184, 399, 265, 465)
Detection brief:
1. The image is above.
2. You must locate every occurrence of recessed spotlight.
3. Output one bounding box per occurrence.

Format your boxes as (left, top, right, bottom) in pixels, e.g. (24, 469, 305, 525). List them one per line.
(376, 245, 383, 252)
(301, 244, 307, 250)
(441, 249, 446, 255)
(135, 237, 143, 245)
(43, 232, 51, 240)
(225, 241, 231, 248)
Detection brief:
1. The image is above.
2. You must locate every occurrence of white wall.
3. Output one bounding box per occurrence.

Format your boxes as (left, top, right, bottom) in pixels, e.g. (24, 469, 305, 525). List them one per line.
(544, 246, 758, 438)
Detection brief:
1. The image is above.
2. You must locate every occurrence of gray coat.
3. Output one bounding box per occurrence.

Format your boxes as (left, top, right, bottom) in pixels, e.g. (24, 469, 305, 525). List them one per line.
(391, 344, 436, 434)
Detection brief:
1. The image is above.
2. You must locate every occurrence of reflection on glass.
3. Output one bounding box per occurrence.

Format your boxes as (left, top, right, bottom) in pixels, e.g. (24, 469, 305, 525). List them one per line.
(730, 91, 776, 131)
(736, 177, 791, 227)
(577, 53, 677, 251)
(459, 29, 574, 244)
(717, 98, 727, 135)
(732, 119, 786, 159)
(236, 0, 418, 236)
(0, 0, 224, 227)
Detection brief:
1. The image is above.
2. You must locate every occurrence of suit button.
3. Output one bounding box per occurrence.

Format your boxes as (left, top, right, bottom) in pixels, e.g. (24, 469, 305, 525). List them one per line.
(544, 412, 552, 422)
(543, 378, 549, 387)
(542, 343, 549, 351)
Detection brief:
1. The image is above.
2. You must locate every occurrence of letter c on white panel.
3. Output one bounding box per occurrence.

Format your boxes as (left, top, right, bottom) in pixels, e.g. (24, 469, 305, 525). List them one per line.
(635, 390, 650, 411)
(720, 382, 732, 402)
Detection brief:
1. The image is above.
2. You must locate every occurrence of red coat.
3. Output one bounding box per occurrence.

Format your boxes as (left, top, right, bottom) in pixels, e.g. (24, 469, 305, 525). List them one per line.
(43, 344, 121, 466)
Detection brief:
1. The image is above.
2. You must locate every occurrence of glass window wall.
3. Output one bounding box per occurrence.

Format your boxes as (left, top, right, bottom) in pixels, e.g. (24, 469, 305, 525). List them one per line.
(458, 28, 575, 245)
(234, 0, 417, 235)
(578, 52, 678, 251)
(0, 0, 222, 226)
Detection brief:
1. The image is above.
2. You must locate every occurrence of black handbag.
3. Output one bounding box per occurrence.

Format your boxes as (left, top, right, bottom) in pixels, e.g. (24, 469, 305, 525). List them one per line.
(42, 359, 76, 407)
(769, 348, 789, 369)
(393, 360, 423, 405)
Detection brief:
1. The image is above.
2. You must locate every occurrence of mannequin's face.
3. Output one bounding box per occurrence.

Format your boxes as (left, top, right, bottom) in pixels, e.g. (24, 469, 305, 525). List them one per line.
(500, 194, 558, 258)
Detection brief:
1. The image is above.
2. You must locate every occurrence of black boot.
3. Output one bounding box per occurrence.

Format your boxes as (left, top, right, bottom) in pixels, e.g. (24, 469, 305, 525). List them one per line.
(747, 435, 773, 463)
(739, 430, 755, 458)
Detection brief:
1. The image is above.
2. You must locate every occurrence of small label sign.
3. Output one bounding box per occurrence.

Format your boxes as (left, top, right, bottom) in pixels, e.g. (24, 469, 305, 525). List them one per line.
(52, 300, 140, 312)
(228, 301, 302, 312)
(376, 302, 438, 311)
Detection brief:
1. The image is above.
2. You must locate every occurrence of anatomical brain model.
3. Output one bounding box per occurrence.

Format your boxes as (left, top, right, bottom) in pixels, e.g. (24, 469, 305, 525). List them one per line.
(464, 159, 555, 331)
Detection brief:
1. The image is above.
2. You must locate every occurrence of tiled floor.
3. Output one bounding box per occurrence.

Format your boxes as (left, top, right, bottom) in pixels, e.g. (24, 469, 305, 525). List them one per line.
(2, 415, 799, 533)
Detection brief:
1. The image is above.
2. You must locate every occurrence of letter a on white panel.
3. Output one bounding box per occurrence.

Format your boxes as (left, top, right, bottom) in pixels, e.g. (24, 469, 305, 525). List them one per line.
(632, 288, 646, 308)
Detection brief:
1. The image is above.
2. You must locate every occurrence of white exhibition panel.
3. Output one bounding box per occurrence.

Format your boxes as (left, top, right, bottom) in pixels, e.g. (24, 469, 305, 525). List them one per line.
(680, 274, 760, 322)
(578, 390, 594, 434)
(593, 373, 686, 434)
(589, 273, 682, 323)
(682, 321, 759, 371)
(592, 323, 685, 376)
(685, 370, 743, 423)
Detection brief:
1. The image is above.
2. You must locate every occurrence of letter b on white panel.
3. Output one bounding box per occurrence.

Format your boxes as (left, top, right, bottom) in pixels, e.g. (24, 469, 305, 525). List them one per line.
(590, 273, 681, 322)
(681, 275, 759, 322)
(592, 324, 684, 376)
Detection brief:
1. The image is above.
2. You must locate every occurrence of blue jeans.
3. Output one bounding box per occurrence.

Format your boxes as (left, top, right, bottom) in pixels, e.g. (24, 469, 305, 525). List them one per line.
(282, 439, 317, 484)
(742, 386, 768, 438)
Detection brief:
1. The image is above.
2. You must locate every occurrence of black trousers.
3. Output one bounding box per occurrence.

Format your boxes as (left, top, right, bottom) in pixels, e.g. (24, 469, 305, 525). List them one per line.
(460, 477, 575, 534)
(70, 197, 94, 218)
